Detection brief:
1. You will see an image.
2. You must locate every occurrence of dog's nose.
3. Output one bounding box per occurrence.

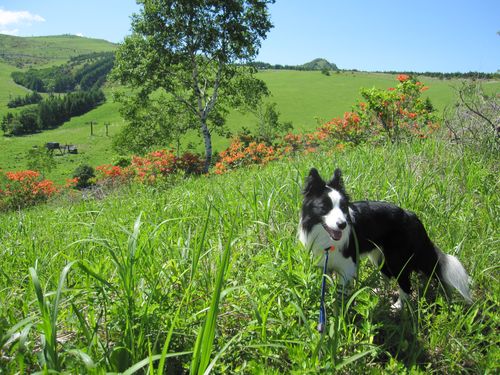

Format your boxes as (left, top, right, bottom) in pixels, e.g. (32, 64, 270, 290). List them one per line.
(337, 221, 347, 230)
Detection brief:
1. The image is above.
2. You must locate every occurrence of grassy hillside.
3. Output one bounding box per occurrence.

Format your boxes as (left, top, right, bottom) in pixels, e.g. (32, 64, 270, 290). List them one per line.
(0, 139, 497, 373)
(1, 35, 498, 183)
(0, 62, 30, 111)
(0, 34, 116, 68)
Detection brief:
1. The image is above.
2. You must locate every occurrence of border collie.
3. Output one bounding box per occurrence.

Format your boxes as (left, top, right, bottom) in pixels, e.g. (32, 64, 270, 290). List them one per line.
(299, 167, 472, 309)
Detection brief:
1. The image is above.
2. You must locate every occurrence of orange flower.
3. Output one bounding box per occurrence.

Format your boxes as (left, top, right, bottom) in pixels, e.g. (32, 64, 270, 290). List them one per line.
(397, 74, 410, 82)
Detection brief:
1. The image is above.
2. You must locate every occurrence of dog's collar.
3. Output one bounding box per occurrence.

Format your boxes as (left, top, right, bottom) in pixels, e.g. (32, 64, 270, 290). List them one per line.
(324, 245, 335, 252)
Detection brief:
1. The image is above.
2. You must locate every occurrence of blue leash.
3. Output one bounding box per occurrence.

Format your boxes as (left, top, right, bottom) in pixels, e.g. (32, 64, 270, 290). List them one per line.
(318, 247, 331, 333)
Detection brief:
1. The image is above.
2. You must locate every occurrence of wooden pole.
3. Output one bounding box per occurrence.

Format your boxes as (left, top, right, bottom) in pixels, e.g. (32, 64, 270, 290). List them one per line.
(86, 121, 96, 136)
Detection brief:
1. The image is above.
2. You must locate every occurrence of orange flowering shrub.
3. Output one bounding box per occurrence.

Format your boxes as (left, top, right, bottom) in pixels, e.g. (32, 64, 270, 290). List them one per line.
(95, 149, 205, 185)
(0, 170, 59, 210)
(95, 164, 132, 185)
(214, 140, 280, 174)
(359, 75, 438, 142)
(315, 110, 372, 145)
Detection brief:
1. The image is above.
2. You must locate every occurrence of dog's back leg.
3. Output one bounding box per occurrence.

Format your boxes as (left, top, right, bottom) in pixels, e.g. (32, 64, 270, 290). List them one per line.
(391, 271, 411, 311)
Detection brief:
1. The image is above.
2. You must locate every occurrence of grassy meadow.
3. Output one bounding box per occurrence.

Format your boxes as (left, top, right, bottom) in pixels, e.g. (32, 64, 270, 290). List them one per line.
(0, 34, 116, 68)
(0, 137, 498, 373)
(2, 63, 499, 183)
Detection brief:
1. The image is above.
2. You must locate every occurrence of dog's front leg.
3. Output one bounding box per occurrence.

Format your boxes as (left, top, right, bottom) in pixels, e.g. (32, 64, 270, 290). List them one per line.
(332, 254, 357, 298)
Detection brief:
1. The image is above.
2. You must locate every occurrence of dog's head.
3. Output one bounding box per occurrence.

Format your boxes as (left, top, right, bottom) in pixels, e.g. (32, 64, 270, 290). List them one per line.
(301, 167, 351, 243)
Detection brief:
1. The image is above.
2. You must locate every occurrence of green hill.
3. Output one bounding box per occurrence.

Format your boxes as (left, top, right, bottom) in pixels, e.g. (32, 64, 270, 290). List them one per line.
(301, 58, 338, 71)
(0, 35, 499, 184)
(2, 68, 499, 183)
(0, 34, 116, 68)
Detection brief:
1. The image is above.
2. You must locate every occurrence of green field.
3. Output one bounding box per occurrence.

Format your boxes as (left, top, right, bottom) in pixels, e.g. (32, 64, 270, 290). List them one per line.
(0, 139, 498, 373)
(0, 34, 116, 68)
(0, 34, 498, 182)
(1, 34, 499, 374)
(2, 62, 498, 183)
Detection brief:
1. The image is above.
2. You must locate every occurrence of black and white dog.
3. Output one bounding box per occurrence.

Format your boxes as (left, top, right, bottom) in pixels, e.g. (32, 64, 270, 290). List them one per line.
(299, 167, 472, 309)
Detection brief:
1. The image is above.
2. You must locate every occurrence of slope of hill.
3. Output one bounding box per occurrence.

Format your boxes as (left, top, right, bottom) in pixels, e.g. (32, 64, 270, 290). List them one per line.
(301, 58, 338, 71)
(0, 139, 497, 373)
(4, 70, 496, 184)
(0, 34, 117, 68)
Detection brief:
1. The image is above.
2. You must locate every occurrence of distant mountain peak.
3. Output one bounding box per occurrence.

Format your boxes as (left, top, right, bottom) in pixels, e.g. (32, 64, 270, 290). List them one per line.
(301, 58, 338, 71)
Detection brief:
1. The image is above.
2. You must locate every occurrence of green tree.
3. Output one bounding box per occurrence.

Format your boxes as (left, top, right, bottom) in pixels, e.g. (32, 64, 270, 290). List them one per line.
(112, 0, 275, 172)
(112, 90, 197, 154)
(26, 146, 56, 175)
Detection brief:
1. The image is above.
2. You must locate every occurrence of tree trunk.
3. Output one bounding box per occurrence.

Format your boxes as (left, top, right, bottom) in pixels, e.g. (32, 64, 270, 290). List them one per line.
(201, 119, 212, 173)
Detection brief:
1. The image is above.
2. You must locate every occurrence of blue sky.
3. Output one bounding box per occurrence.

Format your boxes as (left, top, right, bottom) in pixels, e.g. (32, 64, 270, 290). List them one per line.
(0, 0, 498, 72)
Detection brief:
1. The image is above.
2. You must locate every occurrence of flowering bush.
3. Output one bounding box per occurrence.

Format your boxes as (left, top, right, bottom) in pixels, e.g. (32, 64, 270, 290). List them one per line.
(315, 110, 372, 145)
(95, 149, 205, 185)
(359, 75, 438, 142)
(214, 140, 280, 174)
(0, 170, 58, 210)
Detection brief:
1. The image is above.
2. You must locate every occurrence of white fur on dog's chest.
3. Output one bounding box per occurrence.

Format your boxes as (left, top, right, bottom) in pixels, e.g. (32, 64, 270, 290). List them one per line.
(299, 222, 356, 285)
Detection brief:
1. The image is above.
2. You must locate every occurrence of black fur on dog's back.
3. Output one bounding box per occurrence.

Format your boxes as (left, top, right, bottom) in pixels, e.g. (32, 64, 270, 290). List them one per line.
(346, 201, 440, 294)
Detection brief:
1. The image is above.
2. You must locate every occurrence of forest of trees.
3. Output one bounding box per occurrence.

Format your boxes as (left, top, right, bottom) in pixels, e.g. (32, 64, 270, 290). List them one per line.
(1, 90, 105, 136)
(378, 70, 498, 80)
(7, 91, 43, 108)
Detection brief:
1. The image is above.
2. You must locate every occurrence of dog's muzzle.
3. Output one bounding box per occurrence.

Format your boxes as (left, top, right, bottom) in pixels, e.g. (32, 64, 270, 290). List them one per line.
(321, 222, 343, 241)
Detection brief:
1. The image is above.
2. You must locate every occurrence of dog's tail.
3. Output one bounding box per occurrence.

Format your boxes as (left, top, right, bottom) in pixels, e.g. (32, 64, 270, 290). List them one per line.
(437, 248, 472, 303)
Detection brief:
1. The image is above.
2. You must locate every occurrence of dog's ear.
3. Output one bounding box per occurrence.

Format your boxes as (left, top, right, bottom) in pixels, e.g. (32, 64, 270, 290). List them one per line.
(303, 168, 325, 196)
(327, 168, 344, 191)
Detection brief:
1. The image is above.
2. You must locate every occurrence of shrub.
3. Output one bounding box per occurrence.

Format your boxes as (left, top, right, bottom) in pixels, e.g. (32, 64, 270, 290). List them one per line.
(0, 170, 58, 210)
(95, 150, 205, 186)
(214, 140, 280, 174)
(73, 164, 96, 190)
(26, 146, 56, 175)
(444, 81, 499, 155)
(359, 75, 439, 143)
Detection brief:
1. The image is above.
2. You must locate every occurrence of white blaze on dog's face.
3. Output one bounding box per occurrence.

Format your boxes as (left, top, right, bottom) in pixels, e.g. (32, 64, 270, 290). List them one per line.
(323, 188, 348, 239)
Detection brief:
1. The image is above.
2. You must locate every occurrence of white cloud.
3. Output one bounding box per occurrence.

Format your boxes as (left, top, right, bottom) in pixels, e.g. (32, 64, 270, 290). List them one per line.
(76, 33, 84, 37)
(0, 9, 45, 27)
(0, 28, 19, 35)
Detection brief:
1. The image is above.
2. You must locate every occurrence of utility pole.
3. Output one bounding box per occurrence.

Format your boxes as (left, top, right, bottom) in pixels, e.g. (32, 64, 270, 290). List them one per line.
(86, 121, 97, 136)
(104, 122, 110, 136)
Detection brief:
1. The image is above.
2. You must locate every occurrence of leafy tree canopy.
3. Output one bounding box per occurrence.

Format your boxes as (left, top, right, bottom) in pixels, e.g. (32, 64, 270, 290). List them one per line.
(112, 0, 275, 172)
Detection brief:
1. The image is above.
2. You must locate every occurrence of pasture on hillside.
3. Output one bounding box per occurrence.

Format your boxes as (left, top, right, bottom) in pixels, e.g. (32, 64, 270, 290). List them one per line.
(0, 138, 498, 373)
(0, 34, 116, 69)
(2, 68, 498, 183)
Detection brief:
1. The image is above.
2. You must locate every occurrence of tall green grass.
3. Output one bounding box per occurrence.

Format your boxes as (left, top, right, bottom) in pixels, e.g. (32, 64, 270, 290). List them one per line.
(0, 138, 498, 373)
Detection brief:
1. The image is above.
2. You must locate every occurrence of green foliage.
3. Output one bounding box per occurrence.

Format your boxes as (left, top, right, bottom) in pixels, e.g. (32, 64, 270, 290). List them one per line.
(112, 0, 275, 172)
(10, 52, 115, 93)
(2, 89, 105, 136)
(112, 90, 198, 155)
(250, 57, 339, 72)
(26, 146, 56, 175)
(72, 164, 95, 189)
(251, 101, 294, 144)
(7, 91, 42, 108)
